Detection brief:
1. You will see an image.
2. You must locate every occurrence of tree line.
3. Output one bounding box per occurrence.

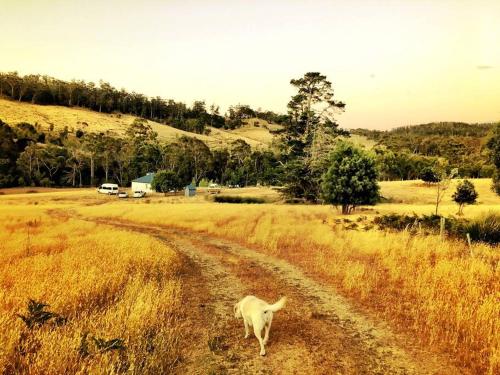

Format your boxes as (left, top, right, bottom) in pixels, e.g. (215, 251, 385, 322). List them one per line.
(0, 71, 287, 134)
(2, 71, 499, 207)
(0, 119, 281, 189)
(352, 122, 498, 178)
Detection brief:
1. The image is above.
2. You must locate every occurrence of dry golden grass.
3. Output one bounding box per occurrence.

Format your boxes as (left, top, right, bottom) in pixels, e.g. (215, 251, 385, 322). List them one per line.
(0, 98, 274, 148)
(72, 181, 499, 374)
(348, 133, 377, 149)
(380, 178, 499, 205)
(1, 179, 499, 373)
(0, 204, 183, 374)
(226, 118, 282, 145)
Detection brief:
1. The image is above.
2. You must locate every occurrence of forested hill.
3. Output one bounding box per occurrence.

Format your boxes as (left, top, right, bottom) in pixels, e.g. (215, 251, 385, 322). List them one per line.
(351, 122, 498, 178)
(0, 98, 279, 149)
(353, 122, 493, 141)
(0, 71, 286, 135)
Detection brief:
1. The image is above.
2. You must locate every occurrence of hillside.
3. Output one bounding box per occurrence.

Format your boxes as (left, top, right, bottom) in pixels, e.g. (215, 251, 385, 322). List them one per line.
(0, 98, 278, 149)
(352, 122, 498, 175)
(352, 122, 496, 154)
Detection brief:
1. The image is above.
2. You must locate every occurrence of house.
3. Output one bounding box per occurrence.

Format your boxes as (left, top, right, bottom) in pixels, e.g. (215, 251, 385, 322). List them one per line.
(185, 183, 196, 197)
(131, 173, 155, 193)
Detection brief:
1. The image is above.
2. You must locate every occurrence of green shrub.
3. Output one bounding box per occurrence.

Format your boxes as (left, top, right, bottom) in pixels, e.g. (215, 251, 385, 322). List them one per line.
(492, 174, 500, 196)
(213, 195, 265, 204)
(17, 299, 67, 329)
(419, 166, 441, 184)
(374, 213, 448, 232)
(452, 180, 478, 215)
(374, 212, 500, 245)
(462, 213, 500, 245)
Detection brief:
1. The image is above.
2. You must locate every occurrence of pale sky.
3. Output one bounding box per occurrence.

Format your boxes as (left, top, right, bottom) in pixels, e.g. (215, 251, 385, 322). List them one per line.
(1, 0, 499, 129)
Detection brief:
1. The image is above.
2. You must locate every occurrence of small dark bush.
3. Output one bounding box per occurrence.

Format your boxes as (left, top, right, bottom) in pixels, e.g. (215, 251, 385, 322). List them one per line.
(492, 175, 500, 196)
(284, 198, 308, 204)
(214, 195, 265, 204)
(462, 213, 500, 245)
(420, 167, 441, 184)
(78, 332, 126, 358)
(345, 222, 358, 230)
(374, 213, 463, 233)
(17, 299, 67, 329)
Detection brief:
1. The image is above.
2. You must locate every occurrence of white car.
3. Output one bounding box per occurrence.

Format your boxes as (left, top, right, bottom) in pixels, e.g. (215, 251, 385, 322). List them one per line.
(97, 183, 119, 195)
(133, 190, 146, 198)
(117, 191, 128, 198)
(207, 183, 221, 194)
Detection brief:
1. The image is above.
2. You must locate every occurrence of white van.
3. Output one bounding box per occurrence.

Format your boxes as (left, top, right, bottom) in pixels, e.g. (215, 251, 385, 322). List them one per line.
(97, 183, 119, 195)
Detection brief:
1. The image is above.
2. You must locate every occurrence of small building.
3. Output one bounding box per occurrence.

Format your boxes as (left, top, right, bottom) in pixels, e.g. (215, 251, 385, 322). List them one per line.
(185, 183, 196, 197)
(131, 173, 155, 193)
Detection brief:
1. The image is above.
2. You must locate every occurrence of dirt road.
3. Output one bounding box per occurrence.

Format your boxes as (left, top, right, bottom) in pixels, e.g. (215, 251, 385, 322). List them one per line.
(87, 218, 461, 375)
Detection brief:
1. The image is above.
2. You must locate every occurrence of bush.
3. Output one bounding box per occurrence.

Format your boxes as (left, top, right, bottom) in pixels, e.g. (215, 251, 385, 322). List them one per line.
(321, 142, 379, 214)
(213, 195, 265, 204)
(374, 213, 451, 233)
(419, 166, 441, 184)
(151, 171, 183, 196)
(452, 180, 478, 215)
(374, 212, 500, 245)
(463, 213, 500, 245)
(40, 178, 52, 187)
(492, 174, 500, 196)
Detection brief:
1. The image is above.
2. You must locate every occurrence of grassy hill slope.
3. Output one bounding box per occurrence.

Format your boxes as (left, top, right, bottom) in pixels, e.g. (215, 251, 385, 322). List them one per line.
(0, 98, 276, 149)
(0, 98, 379, 150)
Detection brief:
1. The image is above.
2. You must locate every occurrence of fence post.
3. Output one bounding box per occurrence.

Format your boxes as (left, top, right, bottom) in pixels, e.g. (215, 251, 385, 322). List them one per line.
(466, 233, 473, 257)
(440, 217, 446, 240)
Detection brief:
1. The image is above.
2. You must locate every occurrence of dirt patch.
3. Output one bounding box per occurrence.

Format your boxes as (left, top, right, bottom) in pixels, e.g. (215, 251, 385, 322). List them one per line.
(77, 216, 462, 374)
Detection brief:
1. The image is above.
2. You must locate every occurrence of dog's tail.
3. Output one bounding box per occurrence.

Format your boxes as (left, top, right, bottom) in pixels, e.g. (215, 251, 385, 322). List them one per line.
(266, 297, 287, 313)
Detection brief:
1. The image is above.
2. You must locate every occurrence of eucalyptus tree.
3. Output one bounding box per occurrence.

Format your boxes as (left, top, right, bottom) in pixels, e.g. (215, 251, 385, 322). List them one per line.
(282, 72, 349, 200)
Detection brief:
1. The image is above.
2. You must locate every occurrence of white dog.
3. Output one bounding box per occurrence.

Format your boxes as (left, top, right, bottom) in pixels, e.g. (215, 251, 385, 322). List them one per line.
(233, 295, 287, 356)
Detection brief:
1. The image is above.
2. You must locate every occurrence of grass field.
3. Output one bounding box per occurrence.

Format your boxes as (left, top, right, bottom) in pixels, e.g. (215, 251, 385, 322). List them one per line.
(1, 180, 499, 373)
(0, 205, 183, 374)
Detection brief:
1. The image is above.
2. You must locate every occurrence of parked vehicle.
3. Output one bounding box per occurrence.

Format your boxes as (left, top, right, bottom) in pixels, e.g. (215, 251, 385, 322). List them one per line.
(133, 190, 146, 198)
(97, 183, 119, 195)
(118, 191, 128, 198)
(207, 183, 221, 194)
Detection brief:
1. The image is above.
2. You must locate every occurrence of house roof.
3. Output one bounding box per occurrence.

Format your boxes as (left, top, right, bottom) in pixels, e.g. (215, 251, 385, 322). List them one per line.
(132, 173, 155, 184)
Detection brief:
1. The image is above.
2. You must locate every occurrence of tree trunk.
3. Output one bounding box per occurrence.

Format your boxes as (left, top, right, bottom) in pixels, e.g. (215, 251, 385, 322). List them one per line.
(435, 184, 440, 215)
(90, 156, 95, 186)
(342, 205, 349, 215)
(104, 156, 109, 182)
